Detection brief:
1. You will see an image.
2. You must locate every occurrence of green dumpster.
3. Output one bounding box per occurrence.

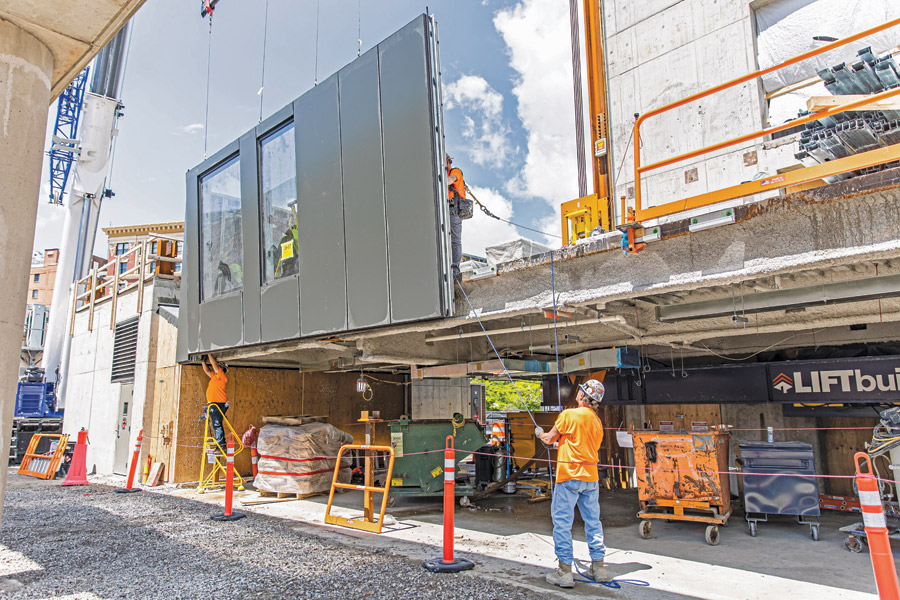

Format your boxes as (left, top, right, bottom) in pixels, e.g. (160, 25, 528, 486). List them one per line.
(388, 415, 487, 498)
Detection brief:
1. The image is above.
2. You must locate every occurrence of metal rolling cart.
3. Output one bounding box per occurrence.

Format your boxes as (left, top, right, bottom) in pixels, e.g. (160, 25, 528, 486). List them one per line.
(633, 430, 732, 546)
(737, 441, 821, 540)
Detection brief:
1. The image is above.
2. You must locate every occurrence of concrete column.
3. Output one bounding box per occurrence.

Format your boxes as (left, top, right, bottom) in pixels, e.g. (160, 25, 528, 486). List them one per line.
(0, 21, 54, 523)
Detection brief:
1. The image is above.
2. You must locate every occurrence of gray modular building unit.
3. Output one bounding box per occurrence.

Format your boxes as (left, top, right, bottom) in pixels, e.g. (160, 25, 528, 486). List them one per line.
(179, 15, 452, 358)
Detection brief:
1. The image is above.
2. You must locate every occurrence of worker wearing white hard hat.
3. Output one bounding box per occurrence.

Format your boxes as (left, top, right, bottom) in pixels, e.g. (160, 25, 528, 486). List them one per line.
(537, 378, 607, 587)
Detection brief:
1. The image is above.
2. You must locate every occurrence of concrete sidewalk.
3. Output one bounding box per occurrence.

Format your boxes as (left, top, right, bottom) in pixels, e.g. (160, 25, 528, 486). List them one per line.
(167, 482, 882, 599)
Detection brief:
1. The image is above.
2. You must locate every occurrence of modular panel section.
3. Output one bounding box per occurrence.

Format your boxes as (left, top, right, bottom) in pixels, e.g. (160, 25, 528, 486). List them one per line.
(379, 18, 444, 322)
(183, 168, 201, 354)
(339, 49, 391, 329)
(199, 293, 243, 350)
(295, 75, 349, 336)
(260, 276, 301, 342)
(239, 132, 262, 345)
(258, 119, 301, 342)
(182, 14, 451, 359)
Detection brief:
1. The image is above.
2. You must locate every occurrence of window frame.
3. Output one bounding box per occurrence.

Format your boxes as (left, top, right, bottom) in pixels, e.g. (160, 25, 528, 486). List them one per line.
(257, 118, 298, 288)
(198, 152, 243, 302)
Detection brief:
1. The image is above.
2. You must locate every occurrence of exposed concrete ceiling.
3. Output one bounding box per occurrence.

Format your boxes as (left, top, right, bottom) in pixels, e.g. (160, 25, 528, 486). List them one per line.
(0, 0, 146, 99)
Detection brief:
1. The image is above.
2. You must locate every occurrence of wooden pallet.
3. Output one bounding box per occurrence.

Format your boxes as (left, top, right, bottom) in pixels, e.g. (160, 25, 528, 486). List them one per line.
(260, 415, 328, 426)
(257, 490, 323, 499)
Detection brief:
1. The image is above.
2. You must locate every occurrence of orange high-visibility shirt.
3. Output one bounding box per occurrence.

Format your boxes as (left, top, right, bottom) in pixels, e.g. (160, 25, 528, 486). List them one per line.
(554, 407, 603, 483)
(448, 167, 465, 202)
(206, 370, 228, 405)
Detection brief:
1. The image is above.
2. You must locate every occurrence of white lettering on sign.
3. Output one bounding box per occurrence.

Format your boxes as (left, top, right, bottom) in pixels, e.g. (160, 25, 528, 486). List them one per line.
(775, 367, 899, 395)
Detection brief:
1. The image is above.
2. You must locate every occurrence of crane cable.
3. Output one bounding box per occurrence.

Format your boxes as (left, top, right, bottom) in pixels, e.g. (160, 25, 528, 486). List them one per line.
(203, 13, 213, 158)
(463, 184, 561, 240)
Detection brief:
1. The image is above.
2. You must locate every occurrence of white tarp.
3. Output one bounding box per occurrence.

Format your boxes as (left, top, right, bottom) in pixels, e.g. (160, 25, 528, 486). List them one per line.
(485, 238, 552, 265)
(253, 422, 354, 495)
(757, 0, 900, 93)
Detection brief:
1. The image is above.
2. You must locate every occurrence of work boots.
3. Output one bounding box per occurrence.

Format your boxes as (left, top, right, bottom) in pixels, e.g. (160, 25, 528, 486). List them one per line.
(545, 561, 574, 588)
(591, 560, 608, 582)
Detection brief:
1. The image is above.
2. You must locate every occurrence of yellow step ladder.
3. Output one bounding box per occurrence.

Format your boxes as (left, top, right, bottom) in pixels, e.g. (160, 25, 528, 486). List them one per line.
(198, 404, 245, 494)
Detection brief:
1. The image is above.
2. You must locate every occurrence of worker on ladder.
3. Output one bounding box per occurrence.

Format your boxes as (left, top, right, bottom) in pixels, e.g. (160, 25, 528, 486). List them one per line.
(202, 354, 230, 451)
(537, 379, 608, 587)
(446, 155, 472, 279)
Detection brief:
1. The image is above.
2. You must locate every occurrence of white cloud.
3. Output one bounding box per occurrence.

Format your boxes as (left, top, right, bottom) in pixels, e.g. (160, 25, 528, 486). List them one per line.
(180, 123, 204, 134)
(461, 186, 520, 258)
(494, 0, 581, 210)
(444, 75, 512, 169)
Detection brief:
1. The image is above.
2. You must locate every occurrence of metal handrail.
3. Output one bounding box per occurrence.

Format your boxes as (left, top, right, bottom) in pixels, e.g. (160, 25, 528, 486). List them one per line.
(632, 17, 900, 224)
(69, 240, 182, 333)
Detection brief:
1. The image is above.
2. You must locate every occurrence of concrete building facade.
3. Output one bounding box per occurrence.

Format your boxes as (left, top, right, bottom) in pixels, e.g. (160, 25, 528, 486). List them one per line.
(0, 0, 147, 517)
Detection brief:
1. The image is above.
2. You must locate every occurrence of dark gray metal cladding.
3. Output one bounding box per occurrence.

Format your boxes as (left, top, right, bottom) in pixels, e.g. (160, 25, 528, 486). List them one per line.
(181, 14, 451, 357)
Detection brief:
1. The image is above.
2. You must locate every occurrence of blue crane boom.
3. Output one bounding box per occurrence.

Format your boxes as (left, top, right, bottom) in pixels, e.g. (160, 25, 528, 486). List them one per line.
(47, 67, 90, 205)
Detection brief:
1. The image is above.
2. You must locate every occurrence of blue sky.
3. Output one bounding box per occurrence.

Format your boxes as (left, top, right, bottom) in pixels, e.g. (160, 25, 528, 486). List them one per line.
(33, 0, 586, 258)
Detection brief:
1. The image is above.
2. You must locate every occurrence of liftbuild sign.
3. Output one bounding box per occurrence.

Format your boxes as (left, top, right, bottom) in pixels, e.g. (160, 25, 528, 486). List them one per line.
(770, 357, 900, 402)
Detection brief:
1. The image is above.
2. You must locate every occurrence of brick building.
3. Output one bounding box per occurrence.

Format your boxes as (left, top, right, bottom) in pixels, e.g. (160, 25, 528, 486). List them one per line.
(102, 221, 184, 282)
(27, 249, 59, 306)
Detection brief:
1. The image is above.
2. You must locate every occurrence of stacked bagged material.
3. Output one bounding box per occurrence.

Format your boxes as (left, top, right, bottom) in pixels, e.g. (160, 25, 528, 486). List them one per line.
(253, 422, 354, 495)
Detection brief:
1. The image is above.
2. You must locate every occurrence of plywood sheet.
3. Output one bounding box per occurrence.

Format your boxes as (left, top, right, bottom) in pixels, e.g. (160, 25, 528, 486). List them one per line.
(644, 404, 722, 431)
(821, 416, 878, 496)
(171, 365, 303, 483)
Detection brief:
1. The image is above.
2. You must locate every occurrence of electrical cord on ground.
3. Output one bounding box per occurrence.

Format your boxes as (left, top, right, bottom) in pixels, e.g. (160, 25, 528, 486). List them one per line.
(464, 184, 561, 240)
(573, 561, 650, 589)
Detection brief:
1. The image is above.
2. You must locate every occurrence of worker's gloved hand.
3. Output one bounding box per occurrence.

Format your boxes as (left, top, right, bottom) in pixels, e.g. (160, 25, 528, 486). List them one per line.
(534, 427, 545, 437)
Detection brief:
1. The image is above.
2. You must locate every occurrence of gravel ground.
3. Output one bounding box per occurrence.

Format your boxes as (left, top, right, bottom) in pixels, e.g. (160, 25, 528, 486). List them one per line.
(0, 477, 541, 600)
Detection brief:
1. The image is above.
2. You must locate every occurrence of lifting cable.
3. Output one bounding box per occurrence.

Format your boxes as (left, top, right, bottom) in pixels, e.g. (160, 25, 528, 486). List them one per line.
(203, 13, 214, 158)
(464, 184, 561, 240)
(258, 0, 270, 122)
(453, 274, 556, 492)
(550, 251, 563, 411)
(313, 0, 320, 86)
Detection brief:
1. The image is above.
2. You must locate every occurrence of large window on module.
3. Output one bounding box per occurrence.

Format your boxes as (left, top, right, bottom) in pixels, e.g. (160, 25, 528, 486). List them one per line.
(200, 155, 243, 301)
(259, 122, 298, 283)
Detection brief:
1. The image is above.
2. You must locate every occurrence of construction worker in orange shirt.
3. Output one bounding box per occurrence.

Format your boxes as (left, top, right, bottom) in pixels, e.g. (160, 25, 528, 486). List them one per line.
(202, 354, 230, 451)
(537, 379, 608, 587)
(446, 155, 472, 279)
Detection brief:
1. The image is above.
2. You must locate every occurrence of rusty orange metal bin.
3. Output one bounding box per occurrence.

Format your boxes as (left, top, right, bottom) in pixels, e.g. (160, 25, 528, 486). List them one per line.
(632, 430, 732, 545)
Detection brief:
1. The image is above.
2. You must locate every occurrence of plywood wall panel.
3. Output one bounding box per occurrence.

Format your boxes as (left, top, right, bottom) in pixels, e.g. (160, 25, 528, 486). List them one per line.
(821, 416, 878, 496)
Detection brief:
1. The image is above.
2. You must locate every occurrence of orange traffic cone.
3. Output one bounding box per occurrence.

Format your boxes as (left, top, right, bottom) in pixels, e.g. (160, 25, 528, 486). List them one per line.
(63, 429, 89, 486)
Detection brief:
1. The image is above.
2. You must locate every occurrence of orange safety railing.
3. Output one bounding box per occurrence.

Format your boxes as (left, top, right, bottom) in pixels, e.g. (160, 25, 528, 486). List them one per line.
(17, 433, 70, 480)
(630, 17, 900, 225)
(323, 444, 395, 534)
(69, 235, 182, 335)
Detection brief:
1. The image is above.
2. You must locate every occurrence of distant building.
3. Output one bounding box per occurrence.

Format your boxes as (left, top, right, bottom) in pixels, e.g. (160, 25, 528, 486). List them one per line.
(102, 222, 184, 282)
(26, 248, 104, 307)
(27, 249, 59, 306)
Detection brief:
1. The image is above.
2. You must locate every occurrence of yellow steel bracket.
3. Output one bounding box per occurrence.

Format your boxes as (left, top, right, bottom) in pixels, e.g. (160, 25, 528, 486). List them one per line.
(561, 194, 604, 246)
(324, 444, 395, 534)
(198, 403, 246, 494)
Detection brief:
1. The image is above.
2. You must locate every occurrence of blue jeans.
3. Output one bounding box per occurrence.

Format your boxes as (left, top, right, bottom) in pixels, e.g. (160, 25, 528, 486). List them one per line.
(209, 403, 228, 449)
(551, 479, 605, 565)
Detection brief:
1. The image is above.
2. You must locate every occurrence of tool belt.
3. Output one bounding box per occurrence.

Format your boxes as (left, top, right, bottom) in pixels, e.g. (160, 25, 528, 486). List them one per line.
(451, 190, 474, 220)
